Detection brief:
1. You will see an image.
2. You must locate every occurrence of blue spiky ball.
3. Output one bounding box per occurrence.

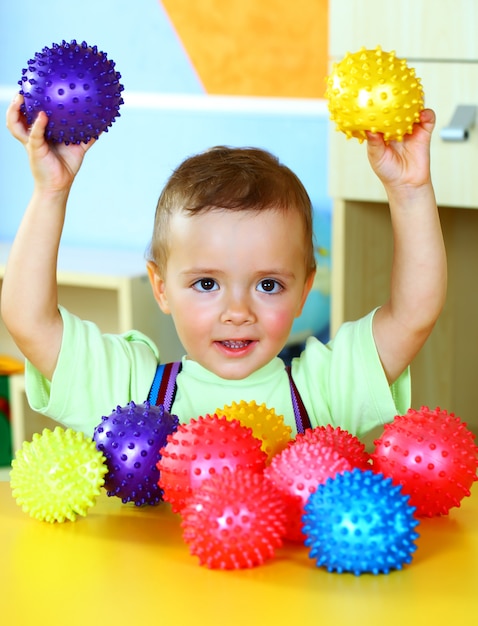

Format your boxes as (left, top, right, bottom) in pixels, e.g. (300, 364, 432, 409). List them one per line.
(303, 469, 420, 575)
(18, 39, 124, 145)
(93, 401, 179, 506)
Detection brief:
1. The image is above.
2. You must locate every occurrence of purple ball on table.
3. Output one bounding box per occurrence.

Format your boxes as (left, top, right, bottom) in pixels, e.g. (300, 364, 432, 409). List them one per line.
(93, 401, 179, 507)
(18, 39, 124, 145)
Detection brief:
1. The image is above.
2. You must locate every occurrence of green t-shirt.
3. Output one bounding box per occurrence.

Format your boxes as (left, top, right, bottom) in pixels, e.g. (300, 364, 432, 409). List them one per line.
(25, 306, 410, 439)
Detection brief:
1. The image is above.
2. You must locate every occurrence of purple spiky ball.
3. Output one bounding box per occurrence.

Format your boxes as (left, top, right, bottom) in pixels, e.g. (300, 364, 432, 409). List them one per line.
(18, 39, 124, 145)
(93, 401, 179, 506)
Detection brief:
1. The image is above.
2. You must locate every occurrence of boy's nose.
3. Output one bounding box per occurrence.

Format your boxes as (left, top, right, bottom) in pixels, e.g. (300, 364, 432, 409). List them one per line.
(220, 293, 256, 325)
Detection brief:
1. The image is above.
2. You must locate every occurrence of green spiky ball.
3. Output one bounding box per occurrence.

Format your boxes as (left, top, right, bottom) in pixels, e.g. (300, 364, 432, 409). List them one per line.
(10, 427, 108, 523)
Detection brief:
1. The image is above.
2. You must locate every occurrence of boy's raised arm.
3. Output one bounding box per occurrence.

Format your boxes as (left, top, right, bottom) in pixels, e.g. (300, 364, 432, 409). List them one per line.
(366, 108, 447, 384)
(1, 95, 95, 380)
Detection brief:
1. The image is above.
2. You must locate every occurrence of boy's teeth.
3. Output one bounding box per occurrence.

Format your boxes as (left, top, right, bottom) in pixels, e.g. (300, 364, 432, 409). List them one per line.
(223, 340, 249, 349)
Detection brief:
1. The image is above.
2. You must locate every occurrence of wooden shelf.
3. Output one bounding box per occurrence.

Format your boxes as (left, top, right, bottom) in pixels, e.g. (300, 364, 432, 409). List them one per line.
(329, 0, 478, 432)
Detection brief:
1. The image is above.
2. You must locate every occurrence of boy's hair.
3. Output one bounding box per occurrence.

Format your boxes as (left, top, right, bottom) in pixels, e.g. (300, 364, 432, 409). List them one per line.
(148, 146, 316, 276)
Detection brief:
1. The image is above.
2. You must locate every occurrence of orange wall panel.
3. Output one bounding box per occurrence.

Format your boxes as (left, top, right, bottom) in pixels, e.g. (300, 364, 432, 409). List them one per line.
(161, 0, 328, 98)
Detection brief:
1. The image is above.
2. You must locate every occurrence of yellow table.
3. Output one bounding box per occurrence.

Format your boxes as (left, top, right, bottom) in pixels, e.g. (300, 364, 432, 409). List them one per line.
(1, 481, 477, 625)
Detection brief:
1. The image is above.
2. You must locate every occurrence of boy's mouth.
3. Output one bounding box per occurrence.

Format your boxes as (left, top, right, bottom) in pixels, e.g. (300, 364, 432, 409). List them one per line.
(220, 340, 252, 350)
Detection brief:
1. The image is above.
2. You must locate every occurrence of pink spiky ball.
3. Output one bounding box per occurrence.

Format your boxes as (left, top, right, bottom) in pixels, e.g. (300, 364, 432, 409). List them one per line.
(264, 440, 353, 542)
(181, 468, 287, 569)
(19, 39, 124, 144)
(157, 414, 267, 513)
(371, 406, 478, 517)
(293, 424, 371, 470)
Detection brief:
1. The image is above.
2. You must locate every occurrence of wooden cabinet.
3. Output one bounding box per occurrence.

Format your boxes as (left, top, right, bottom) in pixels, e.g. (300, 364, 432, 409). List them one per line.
(0, 243, 185, 450)
(329, 0, 478, 431)
(329, 0, 478, 61)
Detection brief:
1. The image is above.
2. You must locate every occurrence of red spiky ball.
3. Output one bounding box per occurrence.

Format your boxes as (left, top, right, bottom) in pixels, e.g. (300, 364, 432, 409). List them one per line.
(157, 414, 267, 513)
(181, 468, 287, 569)
(293, 424, 371, 470)
(371, 406, 478, 517)
(264, 440, 353, 542)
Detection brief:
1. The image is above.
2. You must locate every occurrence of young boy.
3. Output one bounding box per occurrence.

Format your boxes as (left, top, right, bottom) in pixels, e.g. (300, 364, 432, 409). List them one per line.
(1, 95, 446, 439)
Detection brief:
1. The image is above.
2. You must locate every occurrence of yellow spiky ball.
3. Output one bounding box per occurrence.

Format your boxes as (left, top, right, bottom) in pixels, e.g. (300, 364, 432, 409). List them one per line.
(10, 427, 108, 523)
(216, 400, 292, 463)
(326, 46, 425, 143)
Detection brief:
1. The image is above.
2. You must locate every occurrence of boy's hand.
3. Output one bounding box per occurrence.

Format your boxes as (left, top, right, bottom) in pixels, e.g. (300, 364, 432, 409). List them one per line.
(6, 94, 95, 192)
(366, 108, 436, 190)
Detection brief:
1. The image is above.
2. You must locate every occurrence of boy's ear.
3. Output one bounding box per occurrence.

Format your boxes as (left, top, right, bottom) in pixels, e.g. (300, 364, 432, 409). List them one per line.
(296, 270, 316, 317)
(147, 261, 171, 314)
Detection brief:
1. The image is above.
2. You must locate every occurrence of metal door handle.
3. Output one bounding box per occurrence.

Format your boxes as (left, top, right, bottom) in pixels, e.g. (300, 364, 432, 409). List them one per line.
(440, 105, 476, 141)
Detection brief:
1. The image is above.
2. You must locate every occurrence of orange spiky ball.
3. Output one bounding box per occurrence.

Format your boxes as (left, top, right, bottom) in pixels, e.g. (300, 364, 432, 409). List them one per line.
(216, 400, 292, 463)
(326, 45, 425, 143)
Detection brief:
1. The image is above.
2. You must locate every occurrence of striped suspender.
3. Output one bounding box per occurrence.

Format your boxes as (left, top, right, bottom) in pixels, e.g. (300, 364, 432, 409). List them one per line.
(148, 361, 311, 433)
(148, 362, 182, 414)
(285, 365, 312, 434)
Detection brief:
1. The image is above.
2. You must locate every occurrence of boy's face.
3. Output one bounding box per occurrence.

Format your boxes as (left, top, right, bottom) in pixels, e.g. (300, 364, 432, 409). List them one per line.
(148, 208, 314, 380)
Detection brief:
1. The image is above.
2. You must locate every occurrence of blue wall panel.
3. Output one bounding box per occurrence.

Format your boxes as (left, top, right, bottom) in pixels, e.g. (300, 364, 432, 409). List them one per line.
(0, 0, 331, 339)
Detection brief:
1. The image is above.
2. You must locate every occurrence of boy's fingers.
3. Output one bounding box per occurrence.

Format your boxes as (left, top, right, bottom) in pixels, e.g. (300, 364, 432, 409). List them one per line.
(30, 110, 49, 133)
(27, 111, 49, 150)
(419, 108, 436, 134)
(6, 104, 27, 140)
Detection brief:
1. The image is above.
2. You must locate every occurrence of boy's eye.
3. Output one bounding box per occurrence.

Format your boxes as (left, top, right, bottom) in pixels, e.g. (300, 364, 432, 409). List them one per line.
(257, 279, 283, 293)
(193, 278, 219, 292)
